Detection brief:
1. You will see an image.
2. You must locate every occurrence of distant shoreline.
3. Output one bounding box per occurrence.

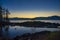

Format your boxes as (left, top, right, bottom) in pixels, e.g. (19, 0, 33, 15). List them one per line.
(9, 19, 60, 20)
(9, 16, 60, 20)
(9, 21, 60, 28)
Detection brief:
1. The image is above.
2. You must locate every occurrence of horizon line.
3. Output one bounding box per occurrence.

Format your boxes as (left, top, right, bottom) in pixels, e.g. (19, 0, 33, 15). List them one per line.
(9, 15, 60, 18)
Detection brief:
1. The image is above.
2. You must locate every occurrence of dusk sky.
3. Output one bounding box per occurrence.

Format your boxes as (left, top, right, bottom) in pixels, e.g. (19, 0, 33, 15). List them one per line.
(2, 0, 60, 18)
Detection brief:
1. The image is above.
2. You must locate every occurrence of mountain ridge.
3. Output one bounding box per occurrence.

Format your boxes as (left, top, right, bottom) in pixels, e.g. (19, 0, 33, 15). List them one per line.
(9, 16, 60, 20)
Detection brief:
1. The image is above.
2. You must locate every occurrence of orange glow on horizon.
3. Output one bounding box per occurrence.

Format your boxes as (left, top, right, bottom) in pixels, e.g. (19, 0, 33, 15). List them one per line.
(9, 11, 60, 18)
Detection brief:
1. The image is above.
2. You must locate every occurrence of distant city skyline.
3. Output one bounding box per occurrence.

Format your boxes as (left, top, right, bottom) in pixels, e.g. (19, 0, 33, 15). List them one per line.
(2, 0, 60, 18)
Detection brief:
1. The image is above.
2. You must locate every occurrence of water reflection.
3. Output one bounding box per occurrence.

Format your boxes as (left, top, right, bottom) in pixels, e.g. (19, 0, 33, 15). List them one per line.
(0, 25, 9, 38)
(0, 25, 60, 38)
(5, 25, 9, 32)
(0, 26, 3, 37)
(4, 25, 9, 38)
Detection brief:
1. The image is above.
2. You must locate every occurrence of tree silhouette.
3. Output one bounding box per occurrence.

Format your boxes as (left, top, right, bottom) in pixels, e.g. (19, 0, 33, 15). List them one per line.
(0, 6, 3, 26)
(0, 0, 10, 26)
(5, 9, 10, 23)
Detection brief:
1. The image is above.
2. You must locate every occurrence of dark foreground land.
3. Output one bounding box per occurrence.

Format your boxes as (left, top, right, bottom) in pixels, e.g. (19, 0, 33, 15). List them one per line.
(0, 21, 60, 40)
(14, 31, 60, 40)
(9, 21, 60, 28)
(0, 31, 60, 40)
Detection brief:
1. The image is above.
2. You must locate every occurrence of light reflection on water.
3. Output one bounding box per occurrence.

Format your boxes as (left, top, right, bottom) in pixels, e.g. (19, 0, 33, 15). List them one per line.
(1, 26, 60, 38)
(0, 20, 60, 38)
(10, 20, 60, 24)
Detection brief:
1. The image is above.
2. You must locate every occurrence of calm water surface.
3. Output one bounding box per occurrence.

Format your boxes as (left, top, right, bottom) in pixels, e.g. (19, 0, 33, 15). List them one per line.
(0, 20, 60, 38)
(10, 20, 60, 24)
(2, 26, 60, 38)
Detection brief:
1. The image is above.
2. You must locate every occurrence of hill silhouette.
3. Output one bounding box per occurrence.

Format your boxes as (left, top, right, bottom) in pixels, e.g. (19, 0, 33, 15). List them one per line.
(9, 16, 60, 20)
(33, 16, 60, 20)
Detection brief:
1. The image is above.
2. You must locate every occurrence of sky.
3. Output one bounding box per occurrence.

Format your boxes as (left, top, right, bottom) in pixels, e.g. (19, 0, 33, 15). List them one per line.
(1, 0, 60, 18)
